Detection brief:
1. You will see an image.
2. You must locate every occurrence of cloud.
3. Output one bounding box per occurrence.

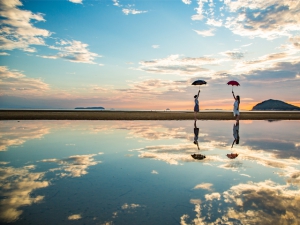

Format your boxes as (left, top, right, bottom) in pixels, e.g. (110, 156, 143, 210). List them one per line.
(289, 35, 300, 49)
(0, 52, 9, 55)
(69, 0, 82, 4)
(193, 29, 215, 37)
(151, 170, 158, 174)
(191, 0, 207, 21)
(222, 180, 300, 224)
(0, 165, 49, 223)
(112, 0, 121, 7)
(0, 66, 49, 96)
(0, 0, 51, 52)
(183, 180, 300, 224)
(206, 18, 222, 27)
(220, 51, 244, 60)
(122, 8, 147, 15)
(0, 121, 50, 151)
(41, 154, 101, 177)
(193, 183, 213, 190)
(41, 40, 101, 64)
(152, 45, 159, 49)
(68, 214, 82, 220)
(205, 192, 221, 201)
(224, 0, 300, 39)
(121, 203, 141, 209)
(136, 54, 222, 76)
(182, 0, 192, 5)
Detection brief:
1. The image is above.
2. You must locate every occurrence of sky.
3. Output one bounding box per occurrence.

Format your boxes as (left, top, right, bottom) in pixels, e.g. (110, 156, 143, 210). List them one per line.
(0, 0, 300, 110)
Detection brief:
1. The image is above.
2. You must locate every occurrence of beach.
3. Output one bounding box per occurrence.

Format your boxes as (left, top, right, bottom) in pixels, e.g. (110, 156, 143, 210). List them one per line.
(1, 110, 300, 120)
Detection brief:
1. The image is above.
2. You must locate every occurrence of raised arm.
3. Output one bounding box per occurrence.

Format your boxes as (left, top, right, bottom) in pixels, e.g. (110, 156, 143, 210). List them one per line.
(232, 91, 236, 99)
(197, 89, 200, 98)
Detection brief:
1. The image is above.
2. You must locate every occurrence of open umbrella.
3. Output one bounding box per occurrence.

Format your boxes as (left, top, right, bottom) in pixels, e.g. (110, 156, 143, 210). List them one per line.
(227, 80, 240, 91)
(192, 80, 207, 90)
(226, 153, 238, 159)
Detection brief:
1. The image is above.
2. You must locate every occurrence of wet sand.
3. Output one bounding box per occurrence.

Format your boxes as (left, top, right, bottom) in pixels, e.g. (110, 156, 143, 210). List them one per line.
(1, 110, 300, 120)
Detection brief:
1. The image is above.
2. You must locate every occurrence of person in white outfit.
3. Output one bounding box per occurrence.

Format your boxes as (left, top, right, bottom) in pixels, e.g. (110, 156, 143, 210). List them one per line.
(232, 91, 240, 121)
(231, 121, 239, 148)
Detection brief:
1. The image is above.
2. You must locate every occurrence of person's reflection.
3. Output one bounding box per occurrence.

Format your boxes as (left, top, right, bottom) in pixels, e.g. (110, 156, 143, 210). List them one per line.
(192, 121, 206, 160)
(193, 121, 200, 150)
(231, 121, 240, 148)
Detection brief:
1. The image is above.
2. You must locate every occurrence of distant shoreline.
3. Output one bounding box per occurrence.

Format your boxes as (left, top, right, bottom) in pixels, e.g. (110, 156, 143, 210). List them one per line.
(1, 110, 300, 120)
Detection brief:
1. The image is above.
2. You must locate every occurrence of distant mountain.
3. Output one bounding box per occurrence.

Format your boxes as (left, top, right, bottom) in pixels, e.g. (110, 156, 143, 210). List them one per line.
(252, 99, 300, 111)
(75, 106, 105, 110)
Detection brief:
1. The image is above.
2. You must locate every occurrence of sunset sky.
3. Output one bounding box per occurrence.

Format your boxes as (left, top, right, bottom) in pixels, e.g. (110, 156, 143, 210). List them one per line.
(0, 0, 300, 110)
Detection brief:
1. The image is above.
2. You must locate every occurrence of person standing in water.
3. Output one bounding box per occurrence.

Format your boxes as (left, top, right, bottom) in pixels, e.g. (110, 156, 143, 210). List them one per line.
(232, 91, 240, 121)
(194, 90, 200, 121)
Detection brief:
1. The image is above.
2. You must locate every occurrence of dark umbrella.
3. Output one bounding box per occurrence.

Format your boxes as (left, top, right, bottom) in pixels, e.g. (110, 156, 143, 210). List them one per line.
(227, 80, 240, 91)
(192, 80, 207, 90)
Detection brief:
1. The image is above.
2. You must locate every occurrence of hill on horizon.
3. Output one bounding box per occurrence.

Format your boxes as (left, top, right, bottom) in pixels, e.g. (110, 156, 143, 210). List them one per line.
(252, 99, 300, 111)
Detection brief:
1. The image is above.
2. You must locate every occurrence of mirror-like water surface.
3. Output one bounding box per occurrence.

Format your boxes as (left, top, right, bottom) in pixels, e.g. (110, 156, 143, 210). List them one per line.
(1, 120, 300, 224)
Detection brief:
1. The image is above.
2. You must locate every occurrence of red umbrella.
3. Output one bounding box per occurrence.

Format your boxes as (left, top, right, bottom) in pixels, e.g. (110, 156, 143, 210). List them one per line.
(227, 80, 240, 91)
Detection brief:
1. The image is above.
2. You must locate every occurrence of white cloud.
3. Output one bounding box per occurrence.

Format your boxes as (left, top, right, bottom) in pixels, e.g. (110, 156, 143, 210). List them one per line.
(69, 0, 82, 4)
(0, 52, 9, 55)
(182, 0, 192, 5)
(136, 54, 223, 76)
(0, 0, 51, 52)
(0, 66, 49, 96)
(152, 45, 159, 49)
(193, 183, 213, 190)
(220, 50, 244, 60)
(205, 192, 221, 201)
(193, 29, 215, 37)
(41, 40, 101, 64)
(122, 8, 147, 15)
(0, 165, 49, 222)
(68, 214, 82, 220)
(241, 43, 253, 48)
(41, 154, 101, 177)
(224, 0, 300, 39)
(112, 0, 121, 7)
(206, 18, 222, 27)
(191, 0, 208, 21)
(121, 203, 141, 209)
(151, 170, 158, 174)
(0, 121, 50, 151)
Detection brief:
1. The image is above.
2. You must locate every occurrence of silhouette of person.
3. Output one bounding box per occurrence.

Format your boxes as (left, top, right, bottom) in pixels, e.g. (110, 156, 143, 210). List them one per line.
(194, 89, 200, 121)
(231, 121, 240, 148)
(193, 121, 200, 150)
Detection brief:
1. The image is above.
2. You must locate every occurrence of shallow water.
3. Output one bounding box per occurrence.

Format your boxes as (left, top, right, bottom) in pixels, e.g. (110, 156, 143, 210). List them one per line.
(0, 120, 299, 224)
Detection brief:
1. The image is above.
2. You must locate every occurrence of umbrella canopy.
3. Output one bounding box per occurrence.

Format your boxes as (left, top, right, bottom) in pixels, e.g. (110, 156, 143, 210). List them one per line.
(226, 153, 238, 159)
(227, 80, 240, 86)
(192, 80, 207, 85)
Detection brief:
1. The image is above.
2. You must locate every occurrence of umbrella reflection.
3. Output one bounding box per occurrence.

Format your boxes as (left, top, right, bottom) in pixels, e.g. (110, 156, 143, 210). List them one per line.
(226, 153, 239, 159)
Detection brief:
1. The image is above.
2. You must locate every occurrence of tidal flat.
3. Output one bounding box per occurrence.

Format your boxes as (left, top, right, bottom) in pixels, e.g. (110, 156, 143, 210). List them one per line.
(1, 110, 300, 120)
(0, 120, 300, 224)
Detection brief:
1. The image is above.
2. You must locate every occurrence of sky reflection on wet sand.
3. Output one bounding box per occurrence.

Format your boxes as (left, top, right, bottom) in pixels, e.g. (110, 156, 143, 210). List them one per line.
(0, 120, 299, 224)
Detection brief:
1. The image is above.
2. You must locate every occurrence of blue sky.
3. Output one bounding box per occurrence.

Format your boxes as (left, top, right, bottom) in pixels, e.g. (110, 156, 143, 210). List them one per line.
(0, 0, 300, 110)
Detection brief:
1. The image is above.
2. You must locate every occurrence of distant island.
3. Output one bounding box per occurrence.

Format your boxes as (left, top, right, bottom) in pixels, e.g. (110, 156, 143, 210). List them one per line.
(252, 99, 300, 111)
(75, 107, 105, 110)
